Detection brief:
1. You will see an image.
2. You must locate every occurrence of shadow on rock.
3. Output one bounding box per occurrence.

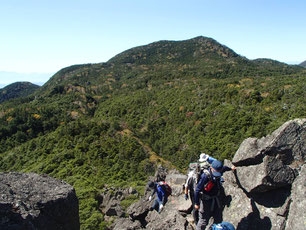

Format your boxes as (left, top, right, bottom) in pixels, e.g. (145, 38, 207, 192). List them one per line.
(0, 203, 31, 230)
(236, 199, 272, 230)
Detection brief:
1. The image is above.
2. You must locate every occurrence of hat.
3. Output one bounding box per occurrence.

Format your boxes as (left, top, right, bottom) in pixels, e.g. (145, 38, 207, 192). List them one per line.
(199, 153, 208, 162)
(211, 160, 223, 177)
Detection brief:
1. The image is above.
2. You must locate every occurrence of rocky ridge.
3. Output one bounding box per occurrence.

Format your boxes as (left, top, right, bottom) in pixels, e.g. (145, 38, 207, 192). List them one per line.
(0, 119, 304, 230)
(105, 119, 305, 230)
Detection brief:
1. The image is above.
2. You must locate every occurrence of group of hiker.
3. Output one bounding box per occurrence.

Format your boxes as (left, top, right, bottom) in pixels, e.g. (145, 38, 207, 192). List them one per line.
(147, 153, 236, 230)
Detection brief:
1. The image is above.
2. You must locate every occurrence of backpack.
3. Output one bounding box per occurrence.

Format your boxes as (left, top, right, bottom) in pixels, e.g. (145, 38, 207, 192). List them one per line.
(188, 161, 210, 184)
(158, 181, 172, 196)
(202, 169, 214, 191)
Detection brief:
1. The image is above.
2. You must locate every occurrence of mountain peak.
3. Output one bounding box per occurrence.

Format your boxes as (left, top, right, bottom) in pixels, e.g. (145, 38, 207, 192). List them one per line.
(107, 36, 240, 65)
(0, 81, 40, 103)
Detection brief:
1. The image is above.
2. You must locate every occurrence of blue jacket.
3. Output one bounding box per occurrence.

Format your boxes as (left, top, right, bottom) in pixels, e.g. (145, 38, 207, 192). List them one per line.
(151, 183, 167, 204)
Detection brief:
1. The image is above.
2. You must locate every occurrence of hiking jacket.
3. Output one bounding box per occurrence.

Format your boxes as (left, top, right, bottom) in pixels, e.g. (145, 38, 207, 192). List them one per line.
(194, 166, 231, 206)
(151, 183, 167, 204)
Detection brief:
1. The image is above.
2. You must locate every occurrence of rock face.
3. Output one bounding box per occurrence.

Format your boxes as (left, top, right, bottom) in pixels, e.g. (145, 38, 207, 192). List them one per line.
(232, 119, 305, 193)
(0, 172, 79, 230)
(98, 187, 139, 222)
(222, 118, 305, 230)
(111, 119, 305, 230)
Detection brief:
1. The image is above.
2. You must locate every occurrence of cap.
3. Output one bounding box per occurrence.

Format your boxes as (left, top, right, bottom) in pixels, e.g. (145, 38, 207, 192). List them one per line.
(211, 160, 223, 177)
(199, 153, 208, 162)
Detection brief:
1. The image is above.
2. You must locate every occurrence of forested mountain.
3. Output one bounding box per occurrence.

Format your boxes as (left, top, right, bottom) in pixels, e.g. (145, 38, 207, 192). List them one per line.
(0, 81, 40, 103)
(300, 60, 306, 67)
(0, 36, 305, 229)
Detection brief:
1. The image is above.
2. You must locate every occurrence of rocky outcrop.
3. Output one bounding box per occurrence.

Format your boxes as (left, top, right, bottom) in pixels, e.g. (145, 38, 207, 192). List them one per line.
(0, 172, 79, 230)
(232, 119, 304, 193)
(98, 186, 139, 223)
(222, 118, 305, 230)
(111, 119, 305, 230)
(112, 168, 194, 230)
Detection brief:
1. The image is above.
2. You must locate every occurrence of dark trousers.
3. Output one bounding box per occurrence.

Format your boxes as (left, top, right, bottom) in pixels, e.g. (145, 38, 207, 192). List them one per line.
(190, 193, 199, 225)
(196, 197, 222, 230)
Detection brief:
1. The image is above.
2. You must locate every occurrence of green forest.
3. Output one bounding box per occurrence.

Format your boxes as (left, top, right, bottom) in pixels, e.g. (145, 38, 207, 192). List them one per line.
(0, 36, 305, 229)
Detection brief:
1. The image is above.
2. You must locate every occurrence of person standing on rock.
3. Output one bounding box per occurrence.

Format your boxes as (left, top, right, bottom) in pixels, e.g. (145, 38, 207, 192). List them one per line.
(147, 181, 169, 213)
(184, 153, 212, 224)
(194, 159, 235, 230)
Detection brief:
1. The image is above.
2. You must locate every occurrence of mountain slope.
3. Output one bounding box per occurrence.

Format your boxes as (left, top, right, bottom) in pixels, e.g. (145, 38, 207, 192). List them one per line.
(39, 36, 301, 95)
(0, 82, 40, 103)
(0, 36, 305, 229)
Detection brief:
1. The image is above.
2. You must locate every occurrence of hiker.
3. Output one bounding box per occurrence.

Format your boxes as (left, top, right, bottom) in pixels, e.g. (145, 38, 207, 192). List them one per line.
(194, 159, 236, 230)
(147, 181, 169, 213)
(184, 153, 212, 224)
(184, 170, 199, 224)
(210, 222, 235, 230)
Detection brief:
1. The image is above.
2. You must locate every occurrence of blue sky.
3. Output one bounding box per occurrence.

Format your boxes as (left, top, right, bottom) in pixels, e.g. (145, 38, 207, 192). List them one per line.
(1, 0, 305, 88)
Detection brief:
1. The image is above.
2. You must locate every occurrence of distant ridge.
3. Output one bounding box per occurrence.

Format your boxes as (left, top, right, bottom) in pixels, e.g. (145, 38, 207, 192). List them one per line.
(299, 60, 306, 68)
(41, 36, 301, 94)
(0, 81, 40, 103)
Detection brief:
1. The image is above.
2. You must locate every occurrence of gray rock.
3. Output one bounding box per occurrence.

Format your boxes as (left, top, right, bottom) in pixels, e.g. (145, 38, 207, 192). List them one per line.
(127, 197, 151, 221)
(285, 165, 306, 230)
(222, 171, 291, 230)
(233, 119, 305, 193)
(99, 187, 140, 219)
(113, 218, 144, 230)
(233, 118, 305, 165)
(165, 173, 187, 196)
(145, 209, 193, 230)
(105, 200, 125, 217)
(0, 172, 79, 230)
(221, 119, 305, 230)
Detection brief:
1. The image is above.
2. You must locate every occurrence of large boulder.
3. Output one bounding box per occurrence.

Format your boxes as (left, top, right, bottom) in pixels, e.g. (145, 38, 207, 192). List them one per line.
(232, 119, 305, 193)
(222, 168, 291, 230)
(222, 119, 305, 230)
(0, 172, 79, 230)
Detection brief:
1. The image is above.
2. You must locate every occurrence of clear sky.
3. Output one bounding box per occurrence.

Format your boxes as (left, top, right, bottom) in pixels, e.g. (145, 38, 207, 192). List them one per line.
(1, 0, 305, 88)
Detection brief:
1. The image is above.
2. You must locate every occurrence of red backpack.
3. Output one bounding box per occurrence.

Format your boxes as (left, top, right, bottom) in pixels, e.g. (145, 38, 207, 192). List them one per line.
(158, 181, 172, 196)
(202, 169, 215, 192)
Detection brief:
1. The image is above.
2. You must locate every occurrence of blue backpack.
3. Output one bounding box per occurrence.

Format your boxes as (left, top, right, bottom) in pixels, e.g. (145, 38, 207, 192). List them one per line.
(211, 222, 235, 230)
